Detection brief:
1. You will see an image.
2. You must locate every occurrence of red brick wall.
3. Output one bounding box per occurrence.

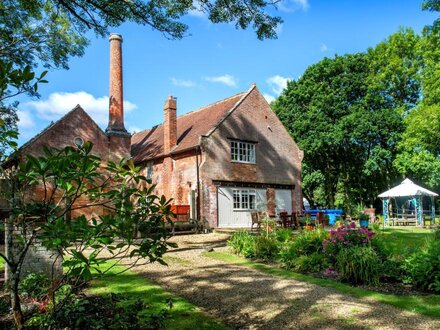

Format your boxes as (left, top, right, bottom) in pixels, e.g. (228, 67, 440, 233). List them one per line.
(200, 86, 303, 226)
(142, 151, 199, 209)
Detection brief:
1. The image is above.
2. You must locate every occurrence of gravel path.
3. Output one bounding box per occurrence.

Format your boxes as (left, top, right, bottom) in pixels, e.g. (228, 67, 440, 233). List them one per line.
(128, 233, 439, 330)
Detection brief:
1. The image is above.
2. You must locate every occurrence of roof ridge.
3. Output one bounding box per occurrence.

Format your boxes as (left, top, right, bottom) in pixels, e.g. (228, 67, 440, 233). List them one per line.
(176, 91, 246, 119)
(132, 91, 247, 136)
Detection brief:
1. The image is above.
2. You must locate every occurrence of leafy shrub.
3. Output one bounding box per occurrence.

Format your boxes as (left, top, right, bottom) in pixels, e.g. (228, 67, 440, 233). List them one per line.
(336, 246, 382, 285)
(292, 253, 329, 273)
(323, 222, 375, 262)
(228, 232, 255, 258)
(19, 272, 51, 300)
(275, 228, 293, 243)
(26, 294, 161, 329)
(253, 235, 279, 261)
(403, 238, 440, 292)
(382, 256, 406, 282)
(279, 229, 328, 269)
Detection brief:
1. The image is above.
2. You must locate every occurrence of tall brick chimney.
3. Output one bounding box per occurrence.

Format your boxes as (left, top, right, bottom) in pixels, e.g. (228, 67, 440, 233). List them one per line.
(163, 96, 177, 154)
(106, 33, 130, 160)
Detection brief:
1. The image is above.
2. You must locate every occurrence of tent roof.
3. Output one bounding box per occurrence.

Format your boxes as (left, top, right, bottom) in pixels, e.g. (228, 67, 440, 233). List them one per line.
(378, 179, 438, 198)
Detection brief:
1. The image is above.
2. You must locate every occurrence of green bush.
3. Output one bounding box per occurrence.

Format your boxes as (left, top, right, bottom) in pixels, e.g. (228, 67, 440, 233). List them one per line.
(336, 246, 382, 285)
(382, 257, 406, 282)
(275, 228, 293, 243)
(253, 235, 279, 261)
(19, 272, 51, 300)
(26, 294, 153, 329)
(279, 229, 328, 269)
(403, 238, 440, 292)
(227, 232, 255, 258)
(292, 253, 329, 273)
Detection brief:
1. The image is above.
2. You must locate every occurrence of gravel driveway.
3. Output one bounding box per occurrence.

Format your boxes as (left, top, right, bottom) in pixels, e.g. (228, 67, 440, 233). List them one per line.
(129, 233, 439, 330)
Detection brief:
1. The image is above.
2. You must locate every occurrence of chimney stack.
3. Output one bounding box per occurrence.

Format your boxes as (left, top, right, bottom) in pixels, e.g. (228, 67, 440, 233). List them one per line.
(106, 33, 128, 136)
(106, 33, 130, 160)
(163, 96, 177, 154)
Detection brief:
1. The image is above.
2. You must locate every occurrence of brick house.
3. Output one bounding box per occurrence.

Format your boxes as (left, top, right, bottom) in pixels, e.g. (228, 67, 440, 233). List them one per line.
(10, 34, 303, 229)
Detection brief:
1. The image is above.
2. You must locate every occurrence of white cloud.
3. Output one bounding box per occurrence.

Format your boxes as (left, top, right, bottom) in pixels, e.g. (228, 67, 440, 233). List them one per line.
(263, 93, 276, 104)
(267, 75, 291, 95)
(25, 91, 137, 126)
(205, 74, 238, 87)
(171, 78, 195, 88)
(279, 0, 309, 12)
(320, 43, 329, 52)
(17, 110, 35, 129)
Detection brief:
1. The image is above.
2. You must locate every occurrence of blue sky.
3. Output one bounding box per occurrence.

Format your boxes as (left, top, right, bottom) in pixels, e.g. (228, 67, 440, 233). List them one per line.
(16, 0, 437, 145)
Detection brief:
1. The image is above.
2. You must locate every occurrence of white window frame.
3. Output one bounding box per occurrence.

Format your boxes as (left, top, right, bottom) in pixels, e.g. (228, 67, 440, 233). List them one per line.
(233, 189, 256, 210)
(230, 140, 256, 164)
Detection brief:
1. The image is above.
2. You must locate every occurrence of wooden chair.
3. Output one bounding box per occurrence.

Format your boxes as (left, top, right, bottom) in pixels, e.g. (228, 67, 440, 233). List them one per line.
(279, 211, 293, 228)
(251, 212, 261, 231)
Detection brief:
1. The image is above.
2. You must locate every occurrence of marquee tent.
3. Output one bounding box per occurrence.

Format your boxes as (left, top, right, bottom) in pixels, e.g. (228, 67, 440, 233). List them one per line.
(378, 179, 438, 225)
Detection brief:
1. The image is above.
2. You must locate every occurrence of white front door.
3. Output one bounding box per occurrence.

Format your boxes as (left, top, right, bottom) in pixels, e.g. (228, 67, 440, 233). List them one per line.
(218, 187, 267, 228)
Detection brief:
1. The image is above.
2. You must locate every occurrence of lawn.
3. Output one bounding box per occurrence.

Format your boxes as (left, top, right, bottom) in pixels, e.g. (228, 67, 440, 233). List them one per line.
(377, 227, 434, 256)
(90, 264, 228, 330)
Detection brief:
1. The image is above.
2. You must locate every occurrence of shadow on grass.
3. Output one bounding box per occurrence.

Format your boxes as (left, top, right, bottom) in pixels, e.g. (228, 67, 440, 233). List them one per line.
(90, 265, 228, 330)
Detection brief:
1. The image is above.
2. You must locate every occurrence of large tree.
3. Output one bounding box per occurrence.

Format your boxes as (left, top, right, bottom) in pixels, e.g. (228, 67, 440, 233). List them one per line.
(394, 4, 440, 192)
(273, 29, 421, 211)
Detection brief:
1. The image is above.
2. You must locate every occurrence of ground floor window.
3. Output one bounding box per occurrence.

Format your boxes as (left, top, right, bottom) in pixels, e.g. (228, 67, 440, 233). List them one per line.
(233, 189, 256, 210)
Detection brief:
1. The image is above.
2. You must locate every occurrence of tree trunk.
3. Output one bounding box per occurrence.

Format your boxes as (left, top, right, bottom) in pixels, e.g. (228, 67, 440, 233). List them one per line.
(11, 271, 24, 330)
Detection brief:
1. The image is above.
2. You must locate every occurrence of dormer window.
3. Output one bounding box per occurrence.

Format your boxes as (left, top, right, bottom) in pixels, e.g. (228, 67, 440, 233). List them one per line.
(230, 140, 256, 164)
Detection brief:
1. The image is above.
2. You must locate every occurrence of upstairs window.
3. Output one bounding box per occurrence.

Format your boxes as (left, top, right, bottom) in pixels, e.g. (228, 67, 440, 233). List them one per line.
(230, 140, 256, 163)
(233, 189, 256, 210)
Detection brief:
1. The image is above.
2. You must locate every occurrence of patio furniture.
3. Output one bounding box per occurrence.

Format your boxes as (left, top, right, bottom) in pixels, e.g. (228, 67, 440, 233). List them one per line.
(279, 212, 294, 228)
(251, 212, 262, 231)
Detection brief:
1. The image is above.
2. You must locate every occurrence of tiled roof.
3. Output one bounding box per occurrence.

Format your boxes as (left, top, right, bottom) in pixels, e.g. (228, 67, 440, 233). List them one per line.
(131, 91, 248, 163)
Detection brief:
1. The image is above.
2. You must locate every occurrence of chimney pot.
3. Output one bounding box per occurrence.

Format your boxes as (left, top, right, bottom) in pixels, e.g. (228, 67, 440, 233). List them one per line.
(106, 33, 128, 136)
(164, 96, 177, 154)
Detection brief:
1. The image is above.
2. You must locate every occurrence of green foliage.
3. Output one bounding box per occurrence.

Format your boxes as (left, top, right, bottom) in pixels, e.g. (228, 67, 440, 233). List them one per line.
(227, 232, 255, 258)
(382, 257, 406, 282)
(26, 294, 163, 329)
(272, 29, 423, 208)
(402, 237, 440, 292)
(291, 253, 330, 273)
(336, 246, 382, 285)
(3, 142, 176, 328)
(274, 228, 294, 242)
(18, 273, 51, 301)
(0, 0, 281, 81)
(279, 229, 328, 269)
(253, 235, 279, 261)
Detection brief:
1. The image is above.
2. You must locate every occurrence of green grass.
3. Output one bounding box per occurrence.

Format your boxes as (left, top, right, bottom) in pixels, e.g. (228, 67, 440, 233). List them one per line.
(90, 264, 228, 330)
(0, 257, 4, 272)
(205, 251, 440, 319)
(377, 227, 433, 256)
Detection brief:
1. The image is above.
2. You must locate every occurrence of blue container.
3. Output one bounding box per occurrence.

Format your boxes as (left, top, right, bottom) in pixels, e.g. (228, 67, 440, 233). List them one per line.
(360, 219, 369, 228)
(303, 209, 343, 225)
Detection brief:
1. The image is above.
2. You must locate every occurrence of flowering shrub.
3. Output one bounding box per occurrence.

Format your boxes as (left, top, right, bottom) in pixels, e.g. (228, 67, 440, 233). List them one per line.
(323, 222, 375, 262)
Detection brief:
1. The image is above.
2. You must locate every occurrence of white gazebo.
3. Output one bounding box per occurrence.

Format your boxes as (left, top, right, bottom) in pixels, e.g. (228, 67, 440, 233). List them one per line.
(378, 179, 438, 225)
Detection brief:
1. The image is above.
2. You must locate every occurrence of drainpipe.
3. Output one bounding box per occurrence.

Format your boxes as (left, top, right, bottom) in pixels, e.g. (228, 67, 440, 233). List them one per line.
(196, 146, 201, 222)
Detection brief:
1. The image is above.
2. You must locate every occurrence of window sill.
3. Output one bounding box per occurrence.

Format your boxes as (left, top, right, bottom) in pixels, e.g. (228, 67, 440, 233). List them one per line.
(231, 161, 256, 165)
